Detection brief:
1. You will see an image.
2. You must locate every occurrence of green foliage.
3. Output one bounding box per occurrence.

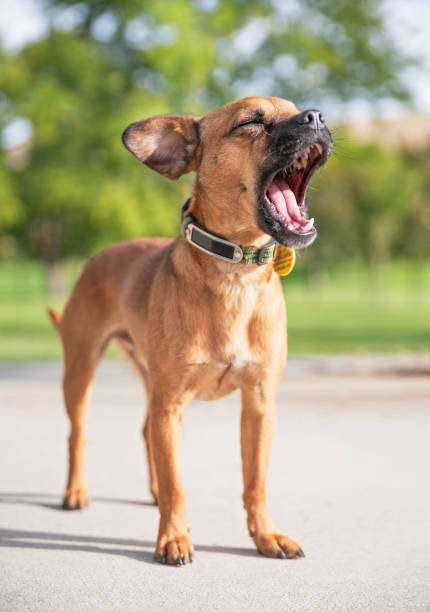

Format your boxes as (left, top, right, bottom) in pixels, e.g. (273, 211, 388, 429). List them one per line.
(0, 165, 23, 229)
(0, 27, 188, 261)
(303, 139, 427, 268)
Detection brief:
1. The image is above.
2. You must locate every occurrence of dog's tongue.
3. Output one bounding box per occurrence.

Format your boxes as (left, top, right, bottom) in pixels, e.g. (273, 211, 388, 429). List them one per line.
(274, 175, 302, 222)
(265, 174, 315, 234)
(266, 176, 303, 222)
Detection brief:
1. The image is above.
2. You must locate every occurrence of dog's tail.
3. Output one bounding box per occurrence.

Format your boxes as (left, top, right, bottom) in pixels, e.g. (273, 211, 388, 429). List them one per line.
(47, 307, 62, 335)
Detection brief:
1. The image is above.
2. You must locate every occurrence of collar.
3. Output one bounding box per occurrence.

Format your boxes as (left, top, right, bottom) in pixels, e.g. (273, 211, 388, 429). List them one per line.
(180, 200, 277, 266)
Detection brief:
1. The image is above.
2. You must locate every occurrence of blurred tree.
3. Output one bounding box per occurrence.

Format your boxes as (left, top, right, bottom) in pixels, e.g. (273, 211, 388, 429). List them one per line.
(395, 148, 430, 260)
(42, 0, 412, 109)
(0, 0, 421, 291)
(301, 139, 426, 282)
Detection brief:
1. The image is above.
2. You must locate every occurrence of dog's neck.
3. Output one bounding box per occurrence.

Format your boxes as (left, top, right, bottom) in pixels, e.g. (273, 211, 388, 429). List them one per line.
(186, 187, 271, 249)
(176, 193, 276, 286)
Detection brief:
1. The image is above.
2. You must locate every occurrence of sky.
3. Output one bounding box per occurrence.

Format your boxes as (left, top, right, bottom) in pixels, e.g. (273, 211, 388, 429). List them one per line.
(382, 0, 430, 114)
(0, 0, 429, 123)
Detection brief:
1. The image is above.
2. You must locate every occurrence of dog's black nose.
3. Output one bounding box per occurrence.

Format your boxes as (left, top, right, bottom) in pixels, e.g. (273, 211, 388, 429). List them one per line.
(294, 109, 325, 130)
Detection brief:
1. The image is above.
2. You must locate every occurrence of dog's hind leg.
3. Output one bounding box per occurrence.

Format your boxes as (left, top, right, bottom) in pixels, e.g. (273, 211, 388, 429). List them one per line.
(114, 334, 159, 504)
(61, 326, 107, 510)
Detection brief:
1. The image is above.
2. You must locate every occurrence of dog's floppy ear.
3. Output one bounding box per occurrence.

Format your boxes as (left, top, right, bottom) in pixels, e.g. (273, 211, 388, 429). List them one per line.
(122, 114, 200, 179)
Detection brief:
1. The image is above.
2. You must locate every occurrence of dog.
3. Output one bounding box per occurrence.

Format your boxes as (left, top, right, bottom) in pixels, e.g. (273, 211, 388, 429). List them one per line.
(48, 96, 332, 566)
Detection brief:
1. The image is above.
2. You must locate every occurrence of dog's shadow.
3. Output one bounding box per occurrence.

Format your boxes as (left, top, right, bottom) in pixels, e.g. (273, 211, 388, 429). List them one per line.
(0, 492, 257, 564)
(0, 490, 156, 511)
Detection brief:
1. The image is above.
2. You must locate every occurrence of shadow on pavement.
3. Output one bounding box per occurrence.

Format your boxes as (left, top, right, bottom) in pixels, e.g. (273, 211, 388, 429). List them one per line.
(0, 491, 156, 511)
(0, 528, 155, 564)
(0, 493, 259, 562)
(0, 527, 257, 563)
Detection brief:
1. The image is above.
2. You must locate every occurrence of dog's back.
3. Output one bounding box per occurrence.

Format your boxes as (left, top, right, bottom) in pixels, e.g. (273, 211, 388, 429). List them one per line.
(49, 237, 172, 345)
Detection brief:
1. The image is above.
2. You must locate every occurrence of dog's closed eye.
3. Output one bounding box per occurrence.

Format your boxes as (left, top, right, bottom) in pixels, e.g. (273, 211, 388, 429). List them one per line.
(235, 118, 265, 129)
(230, 117, 272, 135)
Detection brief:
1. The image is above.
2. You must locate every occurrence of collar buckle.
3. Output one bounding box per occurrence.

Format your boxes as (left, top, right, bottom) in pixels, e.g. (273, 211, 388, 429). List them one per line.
(258, 240, 277, 265)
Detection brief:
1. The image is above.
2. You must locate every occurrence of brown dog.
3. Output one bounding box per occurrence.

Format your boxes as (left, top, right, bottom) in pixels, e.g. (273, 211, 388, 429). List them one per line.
(49, 96, 332, 565)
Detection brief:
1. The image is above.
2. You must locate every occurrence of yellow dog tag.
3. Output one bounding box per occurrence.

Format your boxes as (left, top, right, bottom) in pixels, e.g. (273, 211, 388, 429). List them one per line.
(274, 246, 296, 276)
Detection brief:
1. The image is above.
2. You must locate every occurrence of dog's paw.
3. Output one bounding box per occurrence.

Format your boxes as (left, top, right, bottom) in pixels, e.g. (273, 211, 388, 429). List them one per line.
(62, 487, 89, 510)
(154, 534, 194, 566)
(253, 532, 305, 559)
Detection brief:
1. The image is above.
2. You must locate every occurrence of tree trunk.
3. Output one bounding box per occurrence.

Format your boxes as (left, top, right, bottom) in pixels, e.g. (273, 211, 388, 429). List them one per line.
(46, 260, 66, 297)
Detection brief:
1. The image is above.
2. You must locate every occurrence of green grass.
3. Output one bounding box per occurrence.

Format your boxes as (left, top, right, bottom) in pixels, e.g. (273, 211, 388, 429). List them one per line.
(285, 290, 429, 353)
(0, 297, 63, 360)
(0, 259, 429, 360)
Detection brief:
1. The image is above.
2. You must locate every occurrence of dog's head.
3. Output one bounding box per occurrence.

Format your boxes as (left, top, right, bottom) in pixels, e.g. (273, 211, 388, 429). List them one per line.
(122, 96, 332, 249)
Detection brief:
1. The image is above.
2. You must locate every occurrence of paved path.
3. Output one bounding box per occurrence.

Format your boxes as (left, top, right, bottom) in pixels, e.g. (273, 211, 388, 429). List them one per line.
(1, 356, 429, 611)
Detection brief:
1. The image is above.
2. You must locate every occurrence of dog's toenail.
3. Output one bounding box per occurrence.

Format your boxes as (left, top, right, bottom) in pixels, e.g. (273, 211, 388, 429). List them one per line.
(296, 549, 305, 558)
(161, 554, 166, 564)
(277, 550, 287, 559)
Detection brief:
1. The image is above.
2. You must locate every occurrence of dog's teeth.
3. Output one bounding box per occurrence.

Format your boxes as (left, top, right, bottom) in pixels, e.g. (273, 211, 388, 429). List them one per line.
(300, 217, 314, 231)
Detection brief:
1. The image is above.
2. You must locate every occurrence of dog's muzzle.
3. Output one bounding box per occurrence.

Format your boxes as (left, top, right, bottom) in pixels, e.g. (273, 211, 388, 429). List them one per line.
(257, 110, 332, 249)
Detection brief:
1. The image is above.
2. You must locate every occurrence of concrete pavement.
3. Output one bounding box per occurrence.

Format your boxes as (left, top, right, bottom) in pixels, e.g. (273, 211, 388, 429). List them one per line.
(1, 356, 429, 611)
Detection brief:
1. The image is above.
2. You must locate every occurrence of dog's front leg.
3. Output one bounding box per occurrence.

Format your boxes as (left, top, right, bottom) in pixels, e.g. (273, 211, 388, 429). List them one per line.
(149, 395, 194, 566)
(241, 385, 305, 559)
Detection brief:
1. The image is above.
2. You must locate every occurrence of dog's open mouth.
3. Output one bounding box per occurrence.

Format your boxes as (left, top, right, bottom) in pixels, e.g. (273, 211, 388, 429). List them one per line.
(263, 143, 324, 236)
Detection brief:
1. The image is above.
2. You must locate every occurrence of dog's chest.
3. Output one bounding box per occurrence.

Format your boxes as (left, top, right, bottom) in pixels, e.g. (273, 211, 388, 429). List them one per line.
(212, 280, 259, 362)
(189, 281, 267, 399)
